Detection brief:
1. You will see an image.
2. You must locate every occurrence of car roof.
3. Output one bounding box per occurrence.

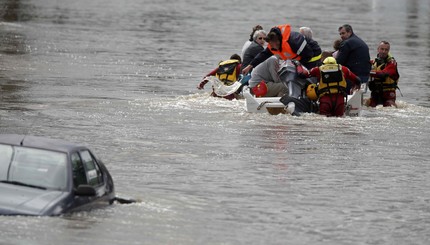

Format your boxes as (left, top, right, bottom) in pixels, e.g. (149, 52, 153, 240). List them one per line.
(0, 134, 87, 153)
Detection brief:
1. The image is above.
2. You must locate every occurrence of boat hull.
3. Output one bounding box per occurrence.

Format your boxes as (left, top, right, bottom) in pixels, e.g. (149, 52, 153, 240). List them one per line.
(243, 86, 364, 117)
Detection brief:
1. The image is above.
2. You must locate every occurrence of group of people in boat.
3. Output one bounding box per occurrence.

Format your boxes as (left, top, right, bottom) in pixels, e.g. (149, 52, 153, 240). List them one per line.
(197, 23, 400, 117)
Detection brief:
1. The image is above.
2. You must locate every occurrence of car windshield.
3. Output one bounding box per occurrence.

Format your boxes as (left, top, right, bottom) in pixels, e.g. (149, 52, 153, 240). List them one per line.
(0, 144, 68, 191)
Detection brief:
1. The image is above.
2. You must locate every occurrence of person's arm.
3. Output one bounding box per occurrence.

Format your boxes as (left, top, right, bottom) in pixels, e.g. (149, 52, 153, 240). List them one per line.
(205, 67, 218, 77)
(197, 67, 218, 89)
(372, 59, 399, 80)
(335, 41, 350, 65)
(197, 79, 209, 90)
(242, 48, 273, 74)
(235, 64, 242, 80)
(342, 66, 361, 88)
(308, 67, 320, 78)
(288, 32, 314, 62)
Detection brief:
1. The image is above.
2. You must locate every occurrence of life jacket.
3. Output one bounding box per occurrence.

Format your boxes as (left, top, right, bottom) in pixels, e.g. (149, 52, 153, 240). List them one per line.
(267, 24, 301, 61)
(216, 59, 240, 85)
(370, 54, 399, 92)
(317, 64, 347, 97)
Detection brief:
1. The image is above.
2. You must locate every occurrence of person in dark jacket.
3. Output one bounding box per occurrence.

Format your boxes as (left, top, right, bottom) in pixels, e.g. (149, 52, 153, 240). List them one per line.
(241, 25, 263, 59)
(241, 24, 322, 74)
(336, 24, 371, 93)
(242, 30, 267, 69)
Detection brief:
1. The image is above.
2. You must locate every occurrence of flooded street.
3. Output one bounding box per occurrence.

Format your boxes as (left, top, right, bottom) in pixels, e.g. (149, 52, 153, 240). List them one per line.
(1, 0, 430, 244)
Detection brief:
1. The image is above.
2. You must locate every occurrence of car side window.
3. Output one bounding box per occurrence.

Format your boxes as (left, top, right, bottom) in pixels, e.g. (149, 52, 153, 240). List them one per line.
(71, 152, 87, 188)
(80, 150, 103, 187)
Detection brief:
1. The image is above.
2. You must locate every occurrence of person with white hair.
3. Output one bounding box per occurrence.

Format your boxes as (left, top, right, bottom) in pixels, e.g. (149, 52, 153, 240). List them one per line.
(299, 26, 313, 39)
(299, 26, 322, 68)
(242, 29, 267, 69)
(241, 25, 263, 59)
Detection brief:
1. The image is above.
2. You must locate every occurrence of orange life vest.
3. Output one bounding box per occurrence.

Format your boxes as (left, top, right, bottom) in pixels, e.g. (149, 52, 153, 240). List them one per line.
(267, 24, 301, 61)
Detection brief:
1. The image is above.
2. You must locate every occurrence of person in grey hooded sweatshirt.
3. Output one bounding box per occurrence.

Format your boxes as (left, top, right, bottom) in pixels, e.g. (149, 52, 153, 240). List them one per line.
(248, 56, 288, 97)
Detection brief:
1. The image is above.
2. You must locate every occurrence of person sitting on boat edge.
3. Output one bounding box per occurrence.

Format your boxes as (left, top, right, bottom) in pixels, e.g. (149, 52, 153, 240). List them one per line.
(248, 56, 288, 97)
(336, 24, 371, 91)
(242, 29, 267, 71)
(367, 41, 400, 107)
(241, 25, 263, 59)
(197, 54, 242, 100)
(303, 57, 361, 117)
(242, 23, 322, 75)
(240, 29, 267, 88)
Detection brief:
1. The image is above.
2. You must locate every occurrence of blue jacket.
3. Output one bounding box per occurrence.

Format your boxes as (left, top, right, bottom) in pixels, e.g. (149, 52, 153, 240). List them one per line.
(336, 33, 371, 77)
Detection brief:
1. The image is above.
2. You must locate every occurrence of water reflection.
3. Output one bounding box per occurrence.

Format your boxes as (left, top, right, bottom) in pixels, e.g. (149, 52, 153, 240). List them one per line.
(405, 0, 430, 103)
(0, 0, 29, 110)
(405, 0, 420, 40)
(1, 0, 20, 22)
(0, 77, 26, 104)
(0, 30, 28, 55)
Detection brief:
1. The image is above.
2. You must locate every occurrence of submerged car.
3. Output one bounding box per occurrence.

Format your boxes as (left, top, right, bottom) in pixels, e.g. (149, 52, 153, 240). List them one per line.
(0, 134, 115, 216)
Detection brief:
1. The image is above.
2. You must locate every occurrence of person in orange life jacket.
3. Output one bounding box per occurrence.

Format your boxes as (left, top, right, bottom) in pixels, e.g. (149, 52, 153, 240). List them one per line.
(197, 54, 242, 100)
(241, 24, 322, 75)
(368, 41, 400, 107)
(336, 24, 371, 93)
(304, 57, 361, 117)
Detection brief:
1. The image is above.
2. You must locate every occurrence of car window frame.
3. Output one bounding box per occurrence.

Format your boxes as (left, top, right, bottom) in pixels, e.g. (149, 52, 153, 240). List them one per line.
(70, 151, 88, 189)
(78, 149, 104, 188)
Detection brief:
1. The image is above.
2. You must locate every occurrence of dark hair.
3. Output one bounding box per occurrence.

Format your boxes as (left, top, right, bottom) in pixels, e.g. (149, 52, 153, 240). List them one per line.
(339, 24, 353, 34)
(333, 39, 342, 50)
(249, 25, 263, 41)
(320, 51, 333, 62)
(265, 28, 282, 43)
(230, 54, 242, 63)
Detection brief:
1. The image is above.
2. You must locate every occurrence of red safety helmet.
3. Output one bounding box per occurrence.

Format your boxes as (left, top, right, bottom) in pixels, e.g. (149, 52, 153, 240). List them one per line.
(251, 80, 268, 97)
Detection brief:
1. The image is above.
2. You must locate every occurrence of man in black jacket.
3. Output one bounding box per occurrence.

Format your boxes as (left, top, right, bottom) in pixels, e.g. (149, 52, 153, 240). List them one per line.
(336, 24, 371, 93)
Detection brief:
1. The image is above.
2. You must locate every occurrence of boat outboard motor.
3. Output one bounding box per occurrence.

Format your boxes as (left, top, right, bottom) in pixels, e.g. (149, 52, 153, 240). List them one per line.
(278, 60, 318, 116)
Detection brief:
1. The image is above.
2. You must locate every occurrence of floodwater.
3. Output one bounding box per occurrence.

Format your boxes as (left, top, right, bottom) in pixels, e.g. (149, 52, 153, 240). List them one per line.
(1, 0, 430, 244)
